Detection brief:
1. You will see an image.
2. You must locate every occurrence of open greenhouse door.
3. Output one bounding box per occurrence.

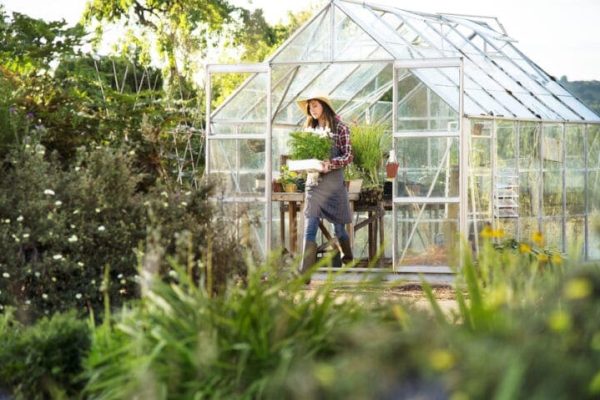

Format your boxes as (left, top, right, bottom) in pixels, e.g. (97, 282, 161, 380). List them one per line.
(392, 58, 466, 273)
(205, 64, 272, 260)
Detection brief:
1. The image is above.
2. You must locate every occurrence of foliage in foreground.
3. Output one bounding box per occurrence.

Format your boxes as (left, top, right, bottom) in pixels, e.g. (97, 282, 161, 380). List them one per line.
(0, 310, 90, 400)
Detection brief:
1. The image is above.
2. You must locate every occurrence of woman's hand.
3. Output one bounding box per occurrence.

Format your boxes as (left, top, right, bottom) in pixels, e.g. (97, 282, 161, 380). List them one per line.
(321, 160, 331, 173)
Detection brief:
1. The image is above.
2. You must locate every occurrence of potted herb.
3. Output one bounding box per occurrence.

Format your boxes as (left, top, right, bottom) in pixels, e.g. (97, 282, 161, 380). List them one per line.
(279, 165, 299, 193)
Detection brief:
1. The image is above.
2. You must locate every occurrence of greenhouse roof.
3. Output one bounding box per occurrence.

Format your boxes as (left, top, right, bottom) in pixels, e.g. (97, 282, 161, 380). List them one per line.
(213, 0, 599, 124)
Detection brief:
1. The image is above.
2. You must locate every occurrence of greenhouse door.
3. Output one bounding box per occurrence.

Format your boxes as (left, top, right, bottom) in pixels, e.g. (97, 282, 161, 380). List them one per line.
(205, 64, 272, 260)
(392, 59, 466, 272)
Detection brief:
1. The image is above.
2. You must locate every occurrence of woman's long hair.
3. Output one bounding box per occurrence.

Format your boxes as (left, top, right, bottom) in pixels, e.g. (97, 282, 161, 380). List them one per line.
(304, 100, 337, 132)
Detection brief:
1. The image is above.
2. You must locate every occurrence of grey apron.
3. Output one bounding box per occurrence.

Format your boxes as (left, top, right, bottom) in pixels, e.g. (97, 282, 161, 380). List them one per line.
(303, 144, 352, 224)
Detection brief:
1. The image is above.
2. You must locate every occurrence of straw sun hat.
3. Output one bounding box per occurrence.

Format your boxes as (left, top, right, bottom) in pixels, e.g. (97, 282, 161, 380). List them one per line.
(296, 93, 336, 117)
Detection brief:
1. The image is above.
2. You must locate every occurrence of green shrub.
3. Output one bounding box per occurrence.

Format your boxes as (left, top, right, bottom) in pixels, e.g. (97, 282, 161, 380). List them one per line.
(0, 138, 245, 321)
(288, 130, 331, 160)
(350, 123, 390, 187)
(83, 258, 370, 400)
(0, 309, 90, 399)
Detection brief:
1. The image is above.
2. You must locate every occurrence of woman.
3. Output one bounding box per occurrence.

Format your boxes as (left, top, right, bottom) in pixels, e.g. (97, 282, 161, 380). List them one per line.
(295, 94, 354, 280)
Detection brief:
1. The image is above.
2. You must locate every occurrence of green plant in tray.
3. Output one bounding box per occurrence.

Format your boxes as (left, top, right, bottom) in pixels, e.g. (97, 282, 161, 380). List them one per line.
(288, 128, 332, 160)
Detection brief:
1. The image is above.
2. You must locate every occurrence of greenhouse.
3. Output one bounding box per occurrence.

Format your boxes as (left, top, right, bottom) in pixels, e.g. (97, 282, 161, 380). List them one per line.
(205, 0, 600, 274)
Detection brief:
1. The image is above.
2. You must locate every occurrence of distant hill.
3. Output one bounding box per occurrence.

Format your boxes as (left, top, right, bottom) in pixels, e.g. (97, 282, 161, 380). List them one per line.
(559, 77, 600, 118)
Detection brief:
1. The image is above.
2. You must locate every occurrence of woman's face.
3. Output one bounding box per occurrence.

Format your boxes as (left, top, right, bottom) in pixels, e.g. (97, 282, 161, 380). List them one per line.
(308, 99, 323, 120)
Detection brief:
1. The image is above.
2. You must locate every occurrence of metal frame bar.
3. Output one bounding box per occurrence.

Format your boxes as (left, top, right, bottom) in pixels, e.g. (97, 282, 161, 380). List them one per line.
(392, 65, 398, 271)
(584, 124, 589, 260)
(561, 123, 567, 253)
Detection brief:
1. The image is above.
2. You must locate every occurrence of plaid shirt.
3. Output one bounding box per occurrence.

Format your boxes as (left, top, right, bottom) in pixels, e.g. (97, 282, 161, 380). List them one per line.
(330, 116, 353, 169)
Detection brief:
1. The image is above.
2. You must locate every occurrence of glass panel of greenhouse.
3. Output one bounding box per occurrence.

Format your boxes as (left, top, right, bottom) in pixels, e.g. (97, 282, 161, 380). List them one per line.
(205, 0, 600, 273)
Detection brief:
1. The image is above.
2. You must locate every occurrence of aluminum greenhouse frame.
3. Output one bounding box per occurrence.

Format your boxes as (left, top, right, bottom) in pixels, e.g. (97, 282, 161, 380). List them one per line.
(205, 0, 600, 274)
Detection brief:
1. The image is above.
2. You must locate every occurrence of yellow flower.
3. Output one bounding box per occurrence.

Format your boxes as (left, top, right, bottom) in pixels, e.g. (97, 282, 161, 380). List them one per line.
(429, 349, 455, 371)
(491, 229, 505, 239)
(519, 243, 532, 254)
(481, 225, 493, 238)
(551, 253, 563, 265)
(548, 310, 571, 332)
(532, 231, 544, 246)
(564, 278, 592, 300)
(537, 253, 549, 262)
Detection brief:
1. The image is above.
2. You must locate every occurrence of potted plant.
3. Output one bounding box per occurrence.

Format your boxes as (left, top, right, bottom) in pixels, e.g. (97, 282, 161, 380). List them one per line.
(279, 165, 299, 193)
(350, 123, 390, 203)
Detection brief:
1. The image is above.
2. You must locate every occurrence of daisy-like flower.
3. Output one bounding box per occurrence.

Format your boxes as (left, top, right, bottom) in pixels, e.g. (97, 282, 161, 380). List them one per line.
(2, 272, 9, 278)
(75, 166, 81, 172)
(22, 233, 30, 239)
(44, 189, 55, 196)
(51, 276, 57, 282)
(55, 200, 62, 207)
(95, 208, 101, 213)
(180, 201, 188, 207)
(68, 235, 78, 243)
(161, 191, 168, 198)
(98, 225, 106, 232)
(53, 254, 63, 260)
(73, 209, 80, 215)
(42, 293, 48, 300)
(77, 262, 84, 267)
(75, 293, 82, 299)
(16, 215, 24, 222)
(532, 231, 544, 246)
(519, 243, 532, 254)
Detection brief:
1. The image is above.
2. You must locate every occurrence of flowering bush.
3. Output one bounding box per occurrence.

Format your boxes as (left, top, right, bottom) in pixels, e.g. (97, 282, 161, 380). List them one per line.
(0, 139, 246, 321)
(288, 126, 332, 160)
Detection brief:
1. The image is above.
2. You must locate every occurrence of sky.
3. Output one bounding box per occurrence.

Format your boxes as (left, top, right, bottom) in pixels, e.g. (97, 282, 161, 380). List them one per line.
(1, 0, 599, 81)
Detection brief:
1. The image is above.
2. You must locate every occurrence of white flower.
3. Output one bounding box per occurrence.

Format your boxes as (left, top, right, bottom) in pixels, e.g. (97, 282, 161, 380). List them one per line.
(34, 271, 40, 277)
(185, 191, 191, 196)
(44, 189, 55, 196)
(120, 279, 126, 285)
(70, 224, 76, 229)
(25, 300, 31, 305)
(2, 272, 9, 278)
(160, 191, 168, 198)
(53, 254, 63, 260)
(77, 262, 84, 267)
(129, 150, 135, 156)
(22, 233, 30, 239)
(95, 208, 101, 213)
(73, 209, 80, 215)
(91, 279, 96, 285)
(51, 276, 57, 282)
(117, 273, 123, 279)
(3, 219, 9, 224)
(42, 293, 48, 300)
(143, 201, 150, 207)
(75, 166, 81, 172)
(97, 225, 106, 232)
(180, 201, 188, 207)
(163, 202, 169, 208)
(168, 270, 177, 278)
(75, 293, 82, 299)
(16, 215, 24, 222)
(55, 200, 62, 207)
(68, 235, 78, 243)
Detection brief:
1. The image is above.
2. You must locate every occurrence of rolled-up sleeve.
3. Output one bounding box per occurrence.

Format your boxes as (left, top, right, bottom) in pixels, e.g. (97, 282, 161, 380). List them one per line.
(330, 120, 353, 169)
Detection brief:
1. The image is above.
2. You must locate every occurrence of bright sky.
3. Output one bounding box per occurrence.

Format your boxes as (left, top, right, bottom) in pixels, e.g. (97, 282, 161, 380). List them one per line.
(2, 0, 599, 80)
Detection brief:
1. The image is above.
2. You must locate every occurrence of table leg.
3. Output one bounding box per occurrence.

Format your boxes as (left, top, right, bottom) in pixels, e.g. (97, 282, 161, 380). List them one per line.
(289, 201, 297, 254)
(280, 203, 286, 252)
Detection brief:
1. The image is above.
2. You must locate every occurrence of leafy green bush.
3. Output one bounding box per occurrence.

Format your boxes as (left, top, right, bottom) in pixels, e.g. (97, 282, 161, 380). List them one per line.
(83, 259, 370, 399)
(0, 309, 90, 400)
(350, 123, 390, 187)
(0, 137, 246, 321)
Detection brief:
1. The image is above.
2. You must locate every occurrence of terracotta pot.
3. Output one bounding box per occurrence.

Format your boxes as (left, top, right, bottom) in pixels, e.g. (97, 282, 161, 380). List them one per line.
(386, 162, 399, 179)
(272, 181, 283, 192)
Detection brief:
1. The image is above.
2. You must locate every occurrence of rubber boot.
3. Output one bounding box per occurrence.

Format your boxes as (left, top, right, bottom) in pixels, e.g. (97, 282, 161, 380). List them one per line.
(339, 237, 354, 264)
(299, 240, 318, 283)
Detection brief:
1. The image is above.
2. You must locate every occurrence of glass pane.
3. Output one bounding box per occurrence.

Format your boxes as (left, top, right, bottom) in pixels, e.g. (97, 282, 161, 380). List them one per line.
(520, 218, 539, 244)
(543, 171, 563, 216)
(566, 217, 585, 258)
(541, 218, 563, 251)
(272, 8, 331, 63)
(589, 171, 600, 214)
(334, 5, 391, 61)
(565, 170, 585, 216)
(543, 124, 563, 170)
(213, 73, 267, 125)
(565, 125, 585, 169)
(558, 95, 599, 121)
(218, 202, 267, 259)
(589, 125, 600, 169)
(209, 139, 266, 196)
(519, 171, 540, 217)
(590, 213, 600, 260)
(497, 121, 517, 171)
(469, 174, 492, 218)
(395, 137, 459, 197)
(396, 203, 459, 267)
(519, 122, 541, 170)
